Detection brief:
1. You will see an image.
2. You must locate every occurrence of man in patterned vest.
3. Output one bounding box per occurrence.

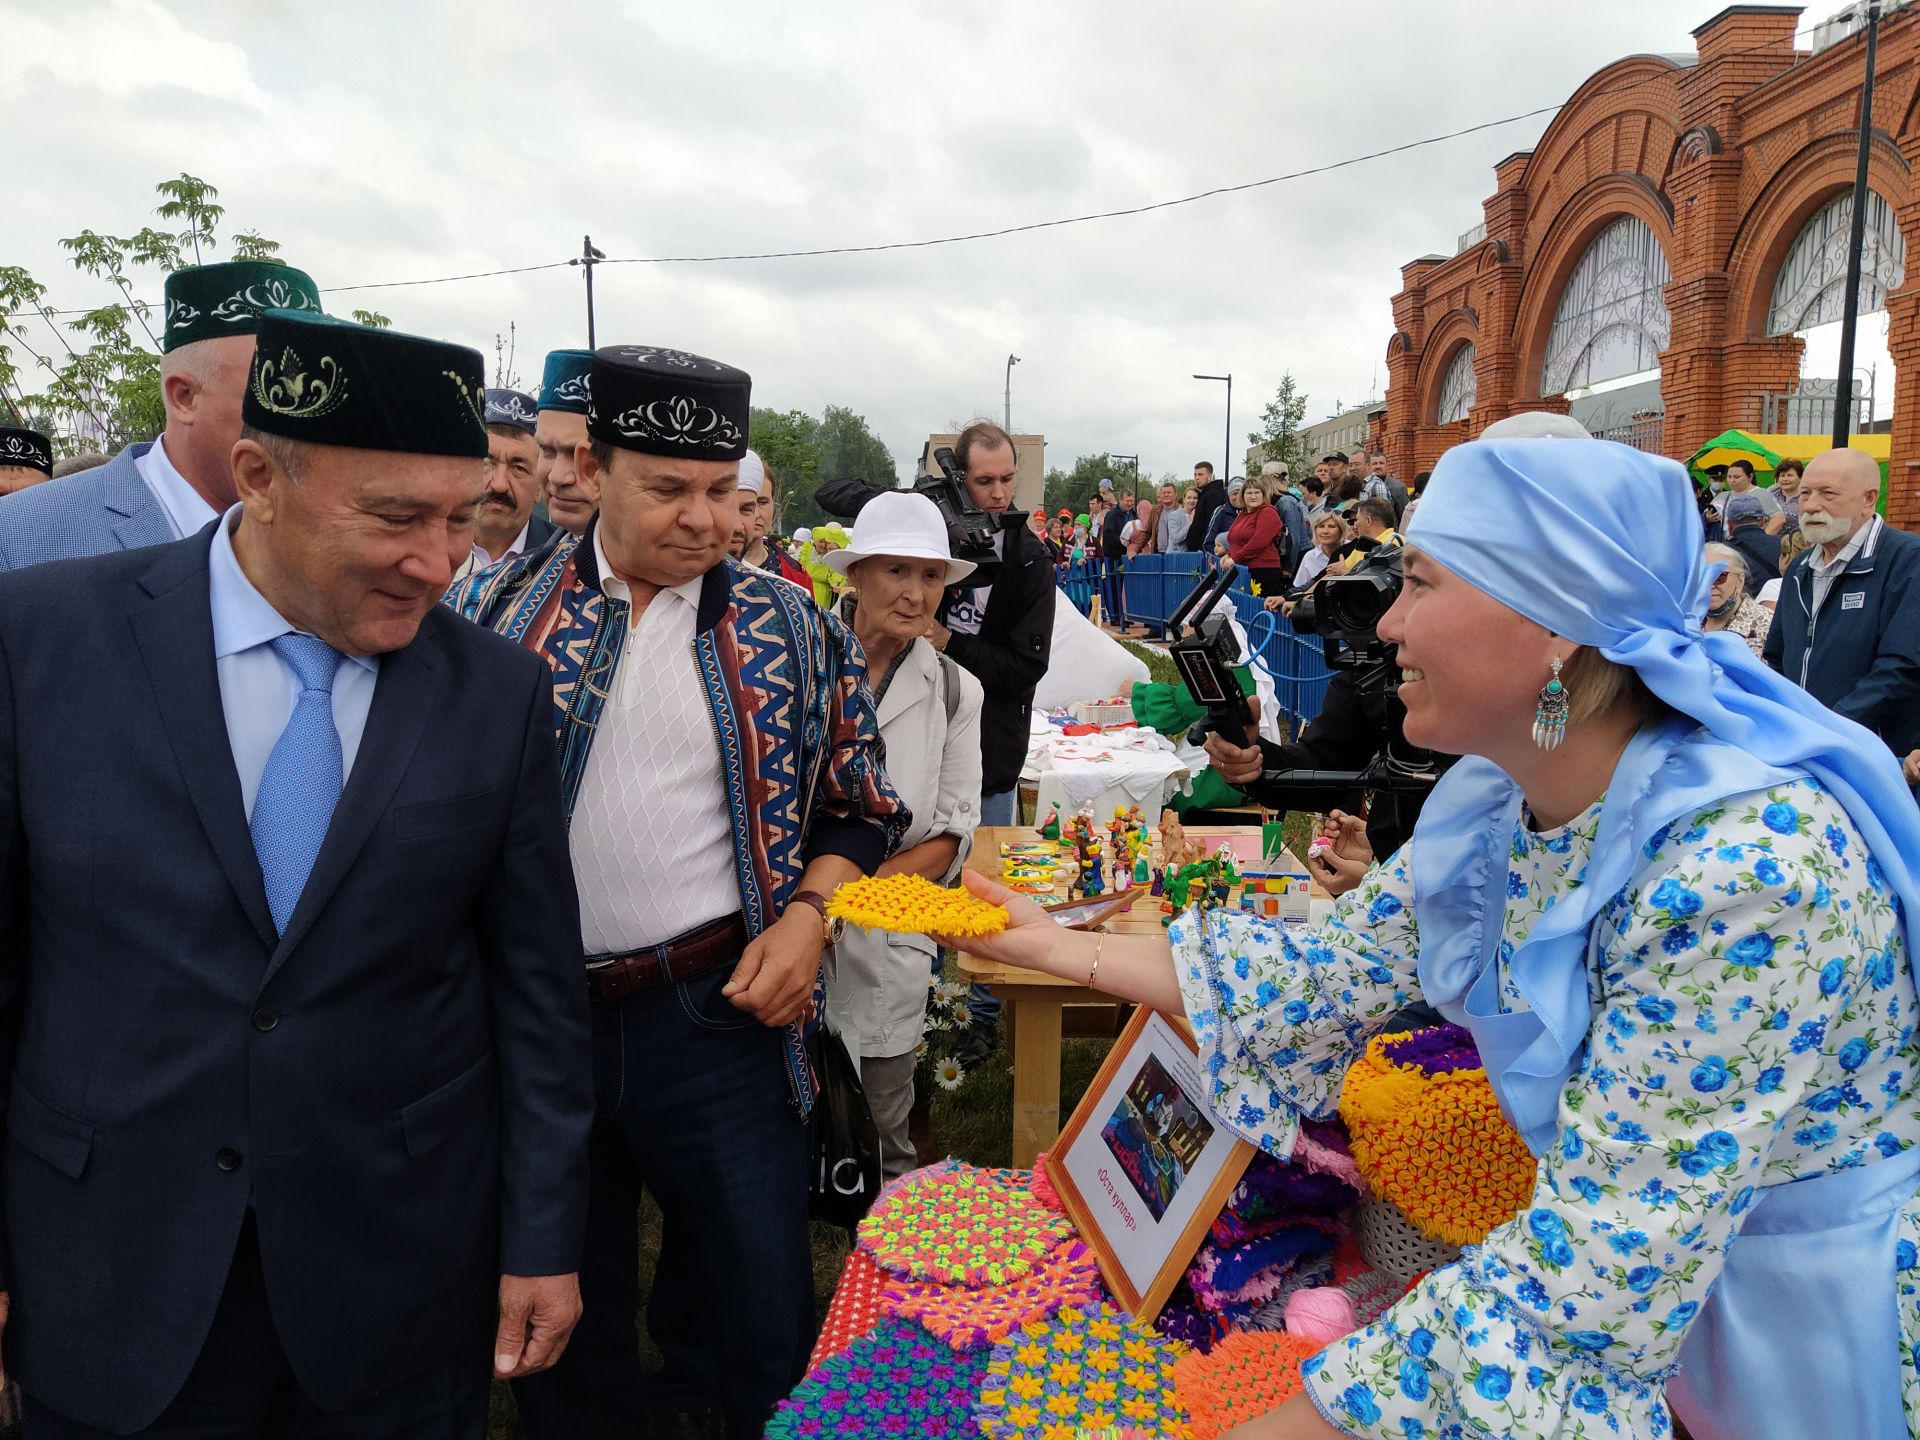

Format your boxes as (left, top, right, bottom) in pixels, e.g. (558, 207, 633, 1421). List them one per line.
(454, 344, 907, 1439)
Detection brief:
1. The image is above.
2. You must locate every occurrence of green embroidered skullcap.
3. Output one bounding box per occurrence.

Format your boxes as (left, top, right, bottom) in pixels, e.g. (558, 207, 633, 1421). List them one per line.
(0, 426, 53, 476)
(538, 349, 594, 414)
(162, 260, 322, 353)
(242, 309, 488, 458)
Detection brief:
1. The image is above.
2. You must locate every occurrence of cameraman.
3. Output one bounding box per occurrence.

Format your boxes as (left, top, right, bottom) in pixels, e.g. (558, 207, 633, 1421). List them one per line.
(1201, 537, 1439, 859)
(925, 421, 1057, 825)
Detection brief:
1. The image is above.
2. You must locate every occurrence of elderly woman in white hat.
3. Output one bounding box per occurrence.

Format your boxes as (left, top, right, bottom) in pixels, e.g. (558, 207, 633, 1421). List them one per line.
(821, 492, 986, 1178)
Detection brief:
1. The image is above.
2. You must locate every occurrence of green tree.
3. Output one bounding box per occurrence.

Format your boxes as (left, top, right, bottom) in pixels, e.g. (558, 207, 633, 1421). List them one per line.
(748, 404, 894, 531)
(350, 309, 393, 329)
(0, 175, 285, 454)
(1247, 371, 1310, 476)
(1042, 452, 1122, 518)
(153, 173, 224, 265)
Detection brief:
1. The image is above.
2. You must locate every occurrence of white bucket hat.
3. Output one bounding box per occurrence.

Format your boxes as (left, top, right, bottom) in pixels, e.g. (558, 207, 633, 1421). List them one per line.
(824, 491, 977, 585)
(737, 448, 765, 494)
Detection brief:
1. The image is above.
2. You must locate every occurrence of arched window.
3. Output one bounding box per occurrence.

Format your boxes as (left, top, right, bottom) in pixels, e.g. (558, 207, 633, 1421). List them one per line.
(1436, 344, 1477, 424)
(1766, 190, 1907, 335)
(1541, 216, 1671, 394)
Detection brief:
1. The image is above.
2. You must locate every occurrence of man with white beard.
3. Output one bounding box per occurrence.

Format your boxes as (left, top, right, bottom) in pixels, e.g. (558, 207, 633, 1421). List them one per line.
(1763, 446, 1920, 780)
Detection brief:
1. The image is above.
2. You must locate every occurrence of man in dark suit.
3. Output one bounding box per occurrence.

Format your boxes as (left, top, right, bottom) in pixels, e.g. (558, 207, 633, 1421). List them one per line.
(0, 309, 594, 1437)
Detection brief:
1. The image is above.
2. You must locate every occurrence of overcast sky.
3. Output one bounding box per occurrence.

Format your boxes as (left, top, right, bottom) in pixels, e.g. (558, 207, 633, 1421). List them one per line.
(2, 0, 1819, 480)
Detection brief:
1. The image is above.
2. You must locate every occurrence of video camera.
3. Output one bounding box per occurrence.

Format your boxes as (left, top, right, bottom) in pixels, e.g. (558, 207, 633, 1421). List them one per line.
(1288, 540, 1403, 670)
(917, 446, 1000, 563)
(1166, 563, 1255, 746)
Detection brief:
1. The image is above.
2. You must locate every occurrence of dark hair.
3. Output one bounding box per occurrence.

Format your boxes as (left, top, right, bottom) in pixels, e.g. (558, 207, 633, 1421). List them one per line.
(1335, 475, 1364, 503)
(1727, 459, 1755, 480)
(589, 438, 616, 473)
(955, 421, 1017, 473)
(1303, 475, 1326, 496)
(1775, 459, 1804, 480)
(1194, 460, 1215, 477)
(1412, 469, 1432, 494)
(1355, 497, 1397, 530)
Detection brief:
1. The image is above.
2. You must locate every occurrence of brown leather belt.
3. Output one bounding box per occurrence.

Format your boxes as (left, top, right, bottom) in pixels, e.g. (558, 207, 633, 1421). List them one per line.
(584, 913, 748, 1004)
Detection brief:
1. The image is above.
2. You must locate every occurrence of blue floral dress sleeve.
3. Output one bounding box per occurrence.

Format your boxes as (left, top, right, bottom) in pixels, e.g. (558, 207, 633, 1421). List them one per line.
(1171, 845, 1423, 1162)
(1298, 779, 1919, 1440)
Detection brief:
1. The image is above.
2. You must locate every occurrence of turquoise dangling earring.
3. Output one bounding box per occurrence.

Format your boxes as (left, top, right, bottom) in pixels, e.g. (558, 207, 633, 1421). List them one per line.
(1533, 656, 1569, 751)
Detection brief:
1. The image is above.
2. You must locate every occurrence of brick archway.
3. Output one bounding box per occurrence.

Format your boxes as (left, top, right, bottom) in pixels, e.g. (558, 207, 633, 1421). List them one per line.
(1512, 176, 1677, 404)
(1384, 5, 1920, 530)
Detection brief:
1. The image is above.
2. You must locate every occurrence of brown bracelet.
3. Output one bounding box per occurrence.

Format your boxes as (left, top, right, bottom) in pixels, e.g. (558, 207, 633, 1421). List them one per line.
(1087, 932, 1106, 990)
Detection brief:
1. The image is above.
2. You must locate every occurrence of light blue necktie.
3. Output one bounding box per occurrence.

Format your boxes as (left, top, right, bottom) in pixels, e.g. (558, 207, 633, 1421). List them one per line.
(251, 633, 345, 934)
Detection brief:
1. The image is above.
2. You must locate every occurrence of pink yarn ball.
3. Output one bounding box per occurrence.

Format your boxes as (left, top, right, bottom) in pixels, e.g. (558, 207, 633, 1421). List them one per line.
(1284, 1285, 1357, 1343)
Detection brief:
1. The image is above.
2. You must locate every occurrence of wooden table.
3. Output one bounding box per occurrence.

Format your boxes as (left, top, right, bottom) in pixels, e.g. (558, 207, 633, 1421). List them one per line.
(958, 824, 1305, 1168)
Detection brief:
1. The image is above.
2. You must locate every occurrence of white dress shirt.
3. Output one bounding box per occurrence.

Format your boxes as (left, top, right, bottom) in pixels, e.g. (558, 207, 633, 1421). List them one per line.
(208, 510, 380, 818)
(569, 531, 740, 953)
(136, 435, 219, 540)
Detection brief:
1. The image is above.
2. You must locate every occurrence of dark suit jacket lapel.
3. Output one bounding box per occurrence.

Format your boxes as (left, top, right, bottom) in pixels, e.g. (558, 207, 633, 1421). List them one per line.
(129, 534, 278, 951)
(262, 629, 441, 984)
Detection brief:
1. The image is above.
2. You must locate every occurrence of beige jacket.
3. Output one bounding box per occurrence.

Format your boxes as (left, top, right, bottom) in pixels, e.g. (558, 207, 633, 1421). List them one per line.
(825, 638, 985, 1060)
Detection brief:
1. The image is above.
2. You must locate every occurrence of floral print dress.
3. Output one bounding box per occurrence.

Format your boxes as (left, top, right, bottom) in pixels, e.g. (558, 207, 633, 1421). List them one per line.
(1172, 777, 1920, 1438)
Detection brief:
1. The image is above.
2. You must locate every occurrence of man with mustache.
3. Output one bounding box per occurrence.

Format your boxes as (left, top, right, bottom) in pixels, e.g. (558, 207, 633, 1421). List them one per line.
(454, 387, 555, 584)
(1763, 446, 1920, 777)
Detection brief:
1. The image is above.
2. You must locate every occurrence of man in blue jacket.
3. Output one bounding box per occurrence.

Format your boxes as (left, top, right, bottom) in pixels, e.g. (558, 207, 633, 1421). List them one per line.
(0, 309, 593, 1436)
(0, 260, 322, 572)
(1763, 447, 1920, 769)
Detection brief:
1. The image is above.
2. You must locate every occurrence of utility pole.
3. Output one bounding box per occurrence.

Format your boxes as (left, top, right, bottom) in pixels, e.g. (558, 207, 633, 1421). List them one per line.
(1005, 354, 1021, 431)
(570, 235, 607, 349)
(1833, 1, 1882, 448)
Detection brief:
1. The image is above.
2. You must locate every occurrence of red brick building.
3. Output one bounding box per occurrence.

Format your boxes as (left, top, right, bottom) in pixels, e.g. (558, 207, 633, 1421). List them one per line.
(1382, 3, 1920, 529)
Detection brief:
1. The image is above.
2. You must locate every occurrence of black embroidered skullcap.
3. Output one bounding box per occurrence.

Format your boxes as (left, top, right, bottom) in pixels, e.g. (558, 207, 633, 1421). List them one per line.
(241, 309, 488, 458)
(586, 345, 750, 461)
(485, 387, 538, 435)
(0, 426, 53, 476)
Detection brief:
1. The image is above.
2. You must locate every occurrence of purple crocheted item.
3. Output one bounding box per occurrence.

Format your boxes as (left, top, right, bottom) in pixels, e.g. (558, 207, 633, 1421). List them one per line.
(1155, 1283, 1229, 1352)
(1209, 1166, 1358, 1246)
(768, 1317, 987, 1439)
(1379, 1022, 1480, 1076)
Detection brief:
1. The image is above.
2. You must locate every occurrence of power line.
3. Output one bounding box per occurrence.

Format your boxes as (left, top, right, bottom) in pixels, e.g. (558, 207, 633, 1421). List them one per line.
(0, 14, 1884, 319)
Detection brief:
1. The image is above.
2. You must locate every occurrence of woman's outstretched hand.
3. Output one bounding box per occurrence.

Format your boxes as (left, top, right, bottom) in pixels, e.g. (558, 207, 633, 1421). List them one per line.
(931, 869, 1067, 977)
(1306, 809, 1373, 896)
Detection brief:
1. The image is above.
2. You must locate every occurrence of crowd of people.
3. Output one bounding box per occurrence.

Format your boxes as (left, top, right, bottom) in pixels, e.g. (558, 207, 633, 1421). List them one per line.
(3, 252, 1920, 1440)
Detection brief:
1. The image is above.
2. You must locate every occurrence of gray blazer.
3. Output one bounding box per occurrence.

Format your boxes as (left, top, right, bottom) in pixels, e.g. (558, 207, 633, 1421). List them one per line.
(0, 442, 176, 571)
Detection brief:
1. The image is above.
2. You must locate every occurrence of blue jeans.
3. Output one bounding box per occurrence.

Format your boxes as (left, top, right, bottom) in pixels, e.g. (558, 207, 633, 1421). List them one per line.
(514, 966, 812, 1440)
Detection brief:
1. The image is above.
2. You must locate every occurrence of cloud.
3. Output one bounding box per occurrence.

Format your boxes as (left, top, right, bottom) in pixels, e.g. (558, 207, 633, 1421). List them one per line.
(0, 0, 1712, 478)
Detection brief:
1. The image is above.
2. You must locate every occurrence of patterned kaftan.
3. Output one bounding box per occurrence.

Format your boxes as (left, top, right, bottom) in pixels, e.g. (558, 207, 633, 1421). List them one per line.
(1173, 777, 1920, 1438)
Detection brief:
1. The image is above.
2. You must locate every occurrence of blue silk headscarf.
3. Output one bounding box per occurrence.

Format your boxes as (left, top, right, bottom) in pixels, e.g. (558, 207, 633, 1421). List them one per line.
(1404, 437, 1920, 1157)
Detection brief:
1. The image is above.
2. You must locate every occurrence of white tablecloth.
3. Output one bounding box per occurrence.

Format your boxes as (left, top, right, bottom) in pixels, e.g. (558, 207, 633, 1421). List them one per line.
(1022, 721, 1191, 822)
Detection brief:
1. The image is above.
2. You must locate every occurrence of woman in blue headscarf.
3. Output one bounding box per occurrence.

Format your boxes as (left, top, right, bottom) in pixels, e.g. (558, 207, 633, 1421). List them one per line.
(951, 437, 1920, 1440)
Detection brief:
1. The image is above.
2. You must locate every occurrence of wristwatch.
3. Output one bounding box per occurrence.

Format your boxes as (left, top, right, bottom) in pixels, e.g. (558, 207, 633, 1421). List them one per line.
(791, 889, 843, 944)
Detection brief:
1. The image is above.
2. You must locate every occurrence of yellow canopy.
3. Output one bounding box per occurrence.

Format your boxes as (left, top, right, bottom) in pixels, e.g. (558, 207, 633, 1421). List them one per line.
(1690, 431, 1890, 473)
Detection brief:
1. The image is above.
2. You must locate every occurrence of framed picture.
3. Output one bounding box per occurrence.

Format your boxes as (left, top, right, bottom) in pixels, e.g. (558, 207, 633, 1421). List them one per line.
(1043, 1006, 1254, 1318)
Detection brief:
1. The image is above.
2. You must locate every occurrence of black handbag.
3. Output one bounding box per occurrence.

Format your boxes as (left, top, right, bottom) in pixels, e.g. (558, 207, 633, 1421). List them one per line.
(807, 1021, 883, 1226)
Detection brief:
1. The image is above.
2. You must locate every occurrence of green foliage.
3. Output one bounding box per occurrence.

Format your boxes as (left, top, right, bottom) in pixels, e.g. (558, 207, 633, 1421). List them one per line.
(152, 173, 223, 266)
(0, 174, 285, 454)
(1248, 371, 1310, 476)
(747, 403, 895, 530)
(1043, 451, 1139, 517)
(350, 309, 393, 329)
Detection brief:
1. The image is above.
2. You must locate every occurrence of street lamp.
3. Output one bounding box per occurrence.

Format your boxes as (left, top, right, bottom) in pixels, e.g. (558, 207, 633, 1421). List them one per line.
(1005, 354, 1021, 431)
(1109, 452, 1140, 500)
(1193, 373, 1232, 482)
